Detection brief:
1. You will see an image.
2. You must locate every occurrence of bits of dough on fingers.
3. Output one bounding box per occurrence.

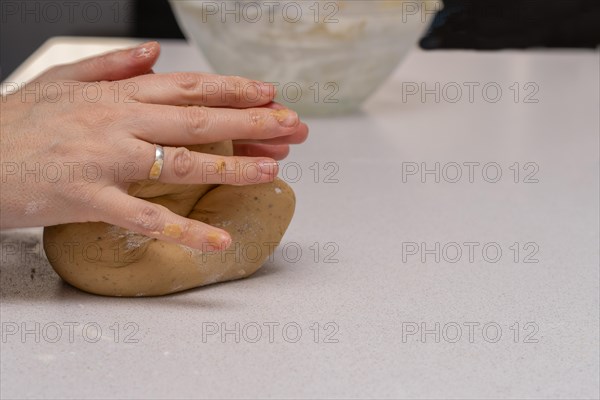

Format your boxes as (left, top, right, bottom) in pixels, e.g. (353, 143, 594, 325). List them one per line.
(43, 141, 295, 297)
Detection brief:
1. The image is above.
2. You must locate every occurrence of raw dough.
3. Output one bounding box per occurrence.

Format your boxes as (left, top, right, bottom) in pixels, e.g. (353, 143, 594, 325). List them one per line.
(43, 141, 295, 296)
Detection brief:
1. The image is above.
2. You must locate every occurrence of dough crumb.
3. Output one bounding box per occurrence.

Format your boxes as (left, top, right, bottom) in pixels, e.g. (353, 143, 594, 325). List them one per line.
(213, 220, 232, 228)
(274, 187, 282, 194)
(271, 109, 290, 123)
(148, 159, 163, 179)
(163, 224, 183, 239)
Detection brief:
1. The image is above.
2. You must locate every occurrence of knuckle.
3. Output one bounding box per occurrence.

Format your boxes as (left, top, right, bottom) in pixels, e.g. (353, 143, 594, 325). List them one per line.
(171, 147, 194, 178)
(173, 72, 200, 93)
(247, 109, 264, 128)
(184, 106, 210, 136)
(133, 204, 164, 233)
(222, 76, 244, 95)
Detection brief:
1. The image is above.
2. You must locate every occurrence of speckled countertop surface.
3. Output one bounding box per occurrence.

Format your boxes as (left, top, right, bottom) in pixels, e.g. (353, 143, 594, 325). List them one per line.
(1, 38, 598, 399)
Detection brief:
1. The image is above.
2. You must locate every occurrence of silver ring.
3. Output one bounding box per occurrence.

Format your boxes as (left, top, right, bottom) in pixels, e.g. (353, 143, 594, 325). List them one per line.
(148, 144, 164, 181)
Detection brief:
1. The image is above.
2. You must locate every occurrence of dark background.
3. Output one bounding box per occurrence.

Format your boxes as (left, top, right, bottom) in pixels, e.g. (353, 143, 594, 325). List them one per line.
(1, 0, 599, 81)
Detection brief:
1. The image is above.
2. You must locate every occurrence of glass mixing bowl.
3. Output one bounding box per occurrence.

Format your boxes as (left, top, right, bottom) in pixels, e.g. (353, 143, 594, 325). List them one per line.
(169, 0, 438, 115)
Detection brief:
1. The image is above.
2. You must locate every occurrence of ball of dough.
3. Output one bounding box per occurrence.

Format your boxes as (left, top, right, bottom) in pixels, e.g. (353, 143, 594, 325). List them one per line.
(43, 142, 295, 296)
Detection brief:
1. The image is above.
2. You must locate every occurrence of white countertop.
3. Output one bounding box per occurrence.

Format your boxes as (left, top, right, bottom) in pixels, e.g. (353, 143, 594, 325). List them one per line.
(1, 37, 598, 399)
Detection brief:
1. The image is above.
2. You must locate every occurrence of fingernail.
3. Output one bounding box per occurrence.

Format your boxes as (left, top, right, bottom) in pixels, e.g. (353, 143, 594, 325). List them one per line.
(206, 231, 231, 250)
(261, 83, 276, 97)
(271, 109, 298, 127)
(259, 160, 279, 176)
(132, 41, 155, 58)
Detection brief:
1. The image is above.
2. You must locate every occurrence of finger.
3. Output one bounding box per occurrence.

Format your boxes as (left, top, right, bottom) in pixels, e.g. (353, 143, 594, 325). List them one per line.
(123, 72, 276, 108)
(234, 121, 309, 145)
(265, 101, 286, 110)
(132, 142, 279, 186)
(127, 104, 301, 145)
(96, 187, 231, 251)
(38, 41, 160, 82)
(233, 143, 290, 160)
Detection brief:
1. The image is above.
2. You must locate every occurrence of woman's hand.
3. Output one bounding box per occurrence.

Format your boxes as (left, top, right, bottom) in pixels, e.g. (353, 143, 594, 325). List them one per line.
(0, 41, 308, 250)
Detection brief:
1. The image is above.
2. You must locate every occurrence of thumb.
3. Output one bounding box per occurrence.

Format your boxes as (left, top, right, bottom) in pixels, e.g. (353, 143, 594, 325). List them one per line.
(95, 188, 232, 252)
(38, 41, 160, 82)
